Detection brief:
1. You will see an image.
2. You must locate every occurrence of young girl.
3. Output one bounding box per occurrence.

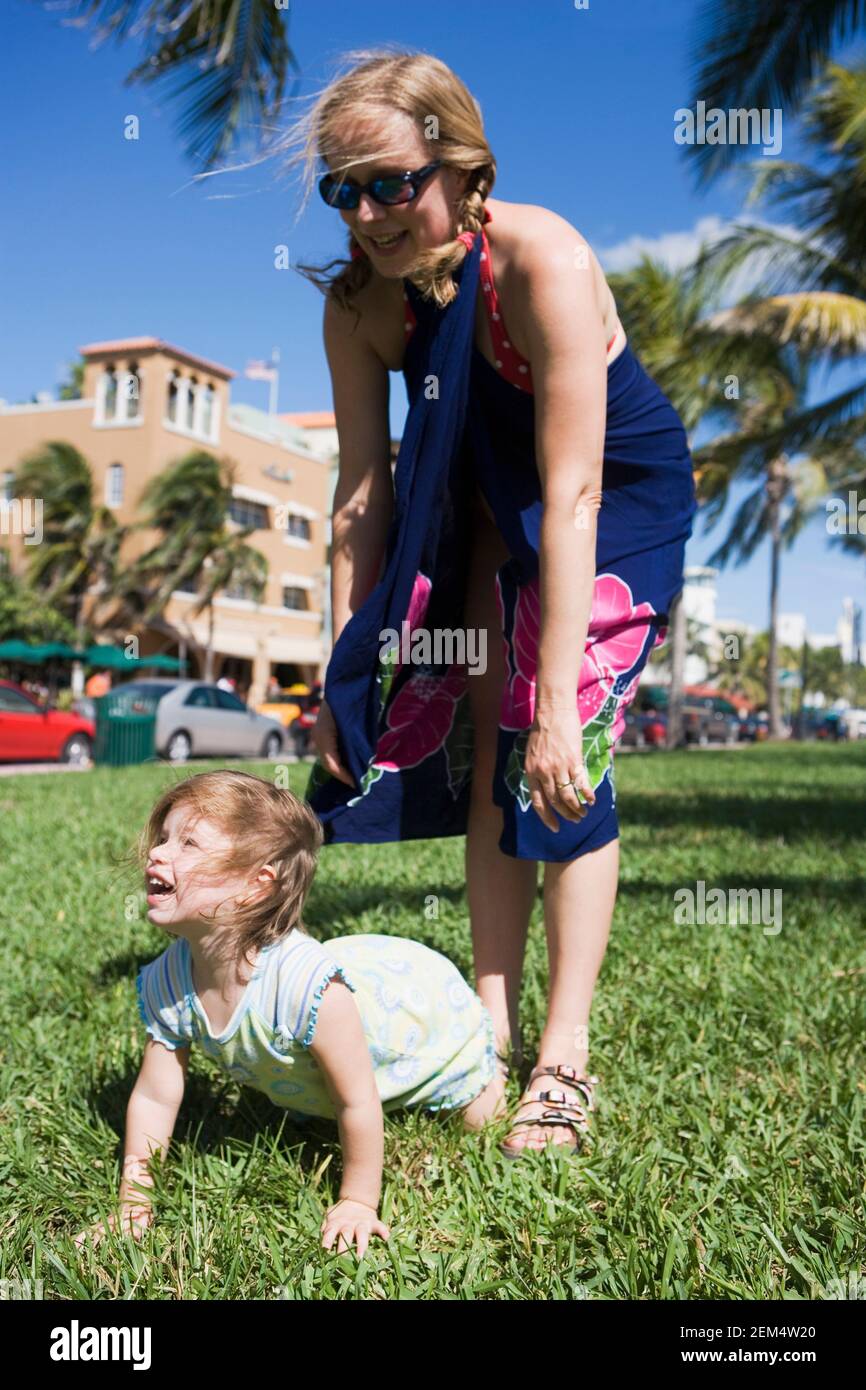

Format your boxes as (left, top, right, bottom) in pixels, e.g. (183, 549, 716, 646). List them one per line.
(76, 769, 506, 1256)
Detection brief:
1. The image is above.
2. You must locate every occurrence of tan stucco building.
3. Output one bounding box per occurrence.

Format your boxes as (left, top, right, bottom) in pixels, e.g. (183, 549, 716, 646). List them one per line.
(0, 337, 340, 703)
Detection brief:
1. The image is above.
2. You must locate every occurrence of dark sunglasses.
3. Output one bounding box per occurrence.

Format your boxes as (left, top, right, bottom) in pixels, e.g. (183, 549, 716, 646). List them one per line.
(318, 160, 442, 210)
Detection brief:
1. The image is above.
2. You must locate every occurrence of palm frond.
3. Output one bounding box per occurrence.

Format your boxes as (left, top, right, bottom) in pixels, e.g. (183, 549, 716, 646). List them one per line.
(686, 0, 866, 185)
(31, 0, 299, 168)
(703, 291, 866, 356)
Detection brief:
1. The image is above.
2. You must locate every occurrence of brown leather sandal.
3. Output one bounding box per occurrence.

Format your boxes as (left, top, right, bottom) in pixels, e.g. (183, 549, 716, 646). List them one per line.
(499, 1064, 599, 1160)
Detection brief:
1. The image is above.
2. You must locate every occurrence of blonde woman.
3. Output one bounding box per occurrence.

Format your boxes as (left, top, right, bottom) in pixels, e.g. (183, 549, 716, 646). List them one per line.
(290, 48, 697, 1157)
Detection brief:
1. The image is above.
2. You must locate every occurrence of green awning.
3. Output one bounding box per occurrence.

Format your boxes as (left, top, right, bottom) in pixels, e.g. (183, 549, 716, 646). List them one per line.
(82, 645, 146, 670)
(0, 639, 188, 671)
(0, 639, 53, 663)
(135, 653, 187, 671)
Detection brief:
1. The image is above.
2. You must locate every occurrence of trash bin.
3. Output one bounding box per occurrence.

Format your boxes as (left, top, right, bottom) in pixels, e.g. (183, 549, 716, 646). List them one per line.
(93, 689, 157, 766)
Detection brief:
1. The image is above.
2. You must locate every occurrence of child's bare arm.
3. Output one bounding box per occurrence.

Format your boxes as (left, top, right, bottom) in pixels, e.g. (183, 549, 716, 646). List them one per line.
(308, 980, 390, 1255)
(75, 1039, 189, 1248)
(121, 1039, 190, 1207)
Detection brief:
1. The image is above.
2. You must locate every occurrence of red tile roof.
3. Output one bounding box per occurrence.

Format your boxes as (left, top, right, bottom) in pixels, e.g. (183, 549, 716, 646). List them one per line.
(77, 337, 235, 379)
(280, 411, 336, 428)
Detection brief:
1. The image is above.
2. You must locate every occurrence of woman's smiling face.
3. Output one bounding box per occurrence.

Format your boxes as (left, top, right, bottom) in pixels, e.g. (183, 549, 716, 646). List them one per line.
(326, 111, 468, 277)
(145, 805, 269, 932)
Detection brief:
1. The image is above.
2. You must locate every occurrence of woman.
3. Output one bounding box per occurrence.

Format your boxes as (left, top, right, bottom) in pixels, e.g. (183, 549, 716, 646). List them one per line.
(289, 48, 697, 1157)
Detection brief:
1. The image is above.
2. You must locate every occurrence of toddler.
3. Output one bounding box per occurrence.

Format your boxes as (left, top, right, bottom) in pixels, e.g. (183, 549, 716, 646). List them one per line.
(76, 770, 505, 1255)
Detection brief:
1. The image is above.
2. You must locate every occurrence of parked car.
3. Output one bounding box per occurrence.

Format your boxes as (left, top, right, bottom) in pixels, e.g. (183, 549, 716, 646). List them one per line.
(0, 679, 94, 764)
(640, 708, 667, 746)
(682, 695, 740, 746)
(113, 680, 284, 761)
(737, 713, 763, 742)
(255, 689, 307, 730)
(840, 708, 866, 739)
(619, 708, 667, 749)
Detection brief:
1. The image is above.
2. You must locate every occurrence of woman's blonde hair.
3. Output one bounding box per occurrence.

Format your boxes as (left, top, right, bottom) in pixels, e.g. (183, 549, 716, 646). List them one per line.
(126, 770, 324, 967)
(281, 44, 496, 316)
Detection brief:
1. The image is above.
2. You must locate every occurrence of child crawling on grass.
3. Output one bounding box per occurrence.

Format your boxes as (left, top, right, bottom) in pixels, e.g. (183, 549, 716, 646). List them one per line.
(75, 769, 506, 1256)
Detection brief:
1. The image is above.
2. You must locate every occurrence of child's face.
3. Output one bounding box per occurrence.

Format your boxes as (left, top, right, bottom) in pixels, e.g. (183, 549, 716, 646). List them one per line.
(145, 805, 270, 934)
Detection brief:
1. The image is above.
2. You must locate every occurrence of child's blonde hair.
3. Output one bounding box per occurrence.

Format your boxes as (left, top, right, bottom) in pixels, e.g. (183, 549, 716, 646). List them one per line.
(280, 44, 496, 316)
(132, 771, 323, 965)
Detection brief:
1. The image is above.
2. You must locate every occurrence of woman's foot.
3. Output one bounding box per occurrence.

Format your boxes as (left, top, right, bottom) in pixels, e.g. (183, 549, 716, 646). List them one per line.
(499, 1063, 599, 1156)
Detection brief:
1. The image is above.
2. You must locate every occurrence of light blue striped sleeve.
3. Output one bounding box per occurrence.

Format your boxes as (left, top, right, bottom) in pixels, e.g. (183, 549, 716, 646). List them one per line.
(274, 933, 357, 1049)
(136, 943, 195, 1051)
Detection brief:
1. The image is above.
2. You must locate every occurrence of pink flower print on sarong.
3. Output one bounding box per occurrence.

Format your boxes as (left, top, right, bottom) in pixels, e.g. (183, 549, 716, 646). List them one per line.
(499, 571, 660, 811)
(377, 570, 433, 715)
(349, 571, 471, 806)
(498, 571, 658, 732)
(374, 664, 468, 771)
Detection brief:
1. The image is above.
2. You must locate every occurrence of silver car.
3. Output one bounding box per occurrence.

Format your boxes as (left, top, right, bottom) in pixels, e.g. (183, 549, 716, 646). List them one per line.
(114, 679, 285, 761)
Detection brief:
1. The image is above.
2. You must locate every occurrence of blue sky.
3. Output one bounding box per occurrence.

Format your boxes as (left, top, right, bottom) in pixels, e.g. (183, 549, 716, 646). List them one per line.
(2, 0, 864, 637)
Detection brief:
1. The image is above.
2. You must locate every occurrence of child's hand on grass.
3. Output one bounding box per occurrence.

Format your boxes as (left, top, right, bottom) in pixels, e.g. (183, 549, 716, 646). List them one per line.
(321, 1198, 389, 1257)
(74, 1203, 153, 1249)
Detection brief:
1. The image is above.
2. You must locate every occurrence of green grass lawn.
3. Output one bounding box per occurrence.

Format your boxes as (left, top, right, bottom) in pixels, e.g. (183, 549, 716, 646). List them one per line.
(1, 743, 864, 1300)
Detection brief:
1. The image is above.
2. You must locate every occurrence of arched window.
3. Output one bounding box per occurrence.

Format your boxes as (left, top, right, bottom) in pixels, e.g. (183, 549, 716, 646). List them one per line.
(200, 383, 214, 437)
(105, 463, 124, 508)
(166, 371, 179, 424)
(122, 361, 141, 420)
(186, 375, 198, 431)
(103, 365, 117, 421)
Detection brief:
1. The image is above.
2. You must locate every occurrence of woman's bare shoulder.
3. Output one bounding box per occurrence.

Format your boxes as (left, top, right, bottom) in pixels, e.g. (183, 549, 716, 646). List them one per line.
(487, 199, 597, 270)
(324, 272, 405, 372)
(488, 199, 618, 343)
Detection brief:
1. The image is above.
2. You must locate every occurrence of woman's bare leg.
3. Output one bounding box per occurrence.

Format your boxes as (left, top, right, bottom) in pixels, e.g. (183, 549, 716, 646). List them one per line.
(504, 837, 620, 1151)
(463, 505, 537, 1066)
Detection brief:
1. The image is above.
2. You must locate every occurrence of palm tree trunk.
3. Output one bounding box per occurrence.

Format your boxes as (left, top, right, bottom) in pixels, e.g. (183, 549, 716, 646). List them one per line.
(666, 590, 687, 748)
(205, 602, 215, 683)
(766, 456, 788, 739)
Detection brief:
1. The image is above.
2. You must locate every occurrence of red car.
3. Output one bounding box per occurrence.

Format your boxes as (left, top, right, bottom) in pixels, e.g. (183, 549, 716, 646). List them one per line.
(0, 679, 95, 763)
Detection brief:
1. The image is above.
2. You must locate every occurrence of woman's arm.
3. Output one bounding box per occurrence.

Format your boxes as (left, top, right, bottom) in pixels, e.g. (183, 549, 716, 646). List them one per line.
(323, 295, 395, 646)
(515, 218, 610, 828)
(307, 977, 391, 1256)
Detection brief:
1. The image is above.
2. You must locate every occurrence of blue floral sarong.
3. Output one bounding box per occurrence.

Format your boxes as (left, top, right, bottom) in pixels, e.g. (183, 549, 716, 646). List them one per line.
(306, 230, 697, 861)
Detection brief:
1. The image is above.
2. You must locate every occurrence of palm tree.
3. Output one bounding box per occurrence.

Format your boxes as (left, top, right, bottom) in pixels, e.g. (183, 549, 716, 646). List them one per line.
(714, 630, 803, 709)
(129, 450, 268, 680)
(687, 1, 866, 184)
(606, 253, 775, 745)
(683, 62, 866, 464)
(0, 569, 79, 645)
(57, 359, 85, 401)
(610, 238, 861, 739)
(30, 0, 301, 168)
(688, 327, 859, 737)
(11, 442, 129, 647)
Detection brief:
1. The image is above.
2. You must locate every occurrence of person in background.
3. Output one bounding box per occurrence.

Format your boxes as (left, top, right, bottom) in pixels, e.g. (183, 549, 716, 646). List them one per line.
(85, 670, 111, 699)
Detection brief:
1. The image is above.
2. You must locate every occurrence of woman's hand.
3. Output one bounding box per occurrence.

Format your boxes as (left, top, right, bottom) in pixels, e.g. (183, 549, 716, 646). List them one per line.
(312, 698, 355, 788)
(74, 1202, 153, 1250)
(524, 704, 596, 832)
(321, 1198, 390, 1258)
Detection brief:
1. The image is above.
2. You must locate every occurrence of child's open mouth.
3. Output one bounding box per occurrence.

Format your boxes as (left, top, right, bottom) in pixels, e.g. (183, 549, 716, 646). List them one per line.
(146, 875, 175, 904)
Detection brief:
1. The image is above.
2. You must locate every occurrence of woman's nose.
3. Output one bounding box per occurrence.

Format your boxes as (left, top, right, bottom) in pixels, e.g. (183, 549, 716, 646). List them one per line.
(354, 191, 387, 223)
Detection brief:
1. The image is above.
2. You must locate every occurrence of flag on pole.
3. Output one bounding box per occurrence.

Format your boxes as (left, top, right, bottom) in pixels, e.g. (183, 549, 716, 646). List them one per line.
(245, 359, 277, 382)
